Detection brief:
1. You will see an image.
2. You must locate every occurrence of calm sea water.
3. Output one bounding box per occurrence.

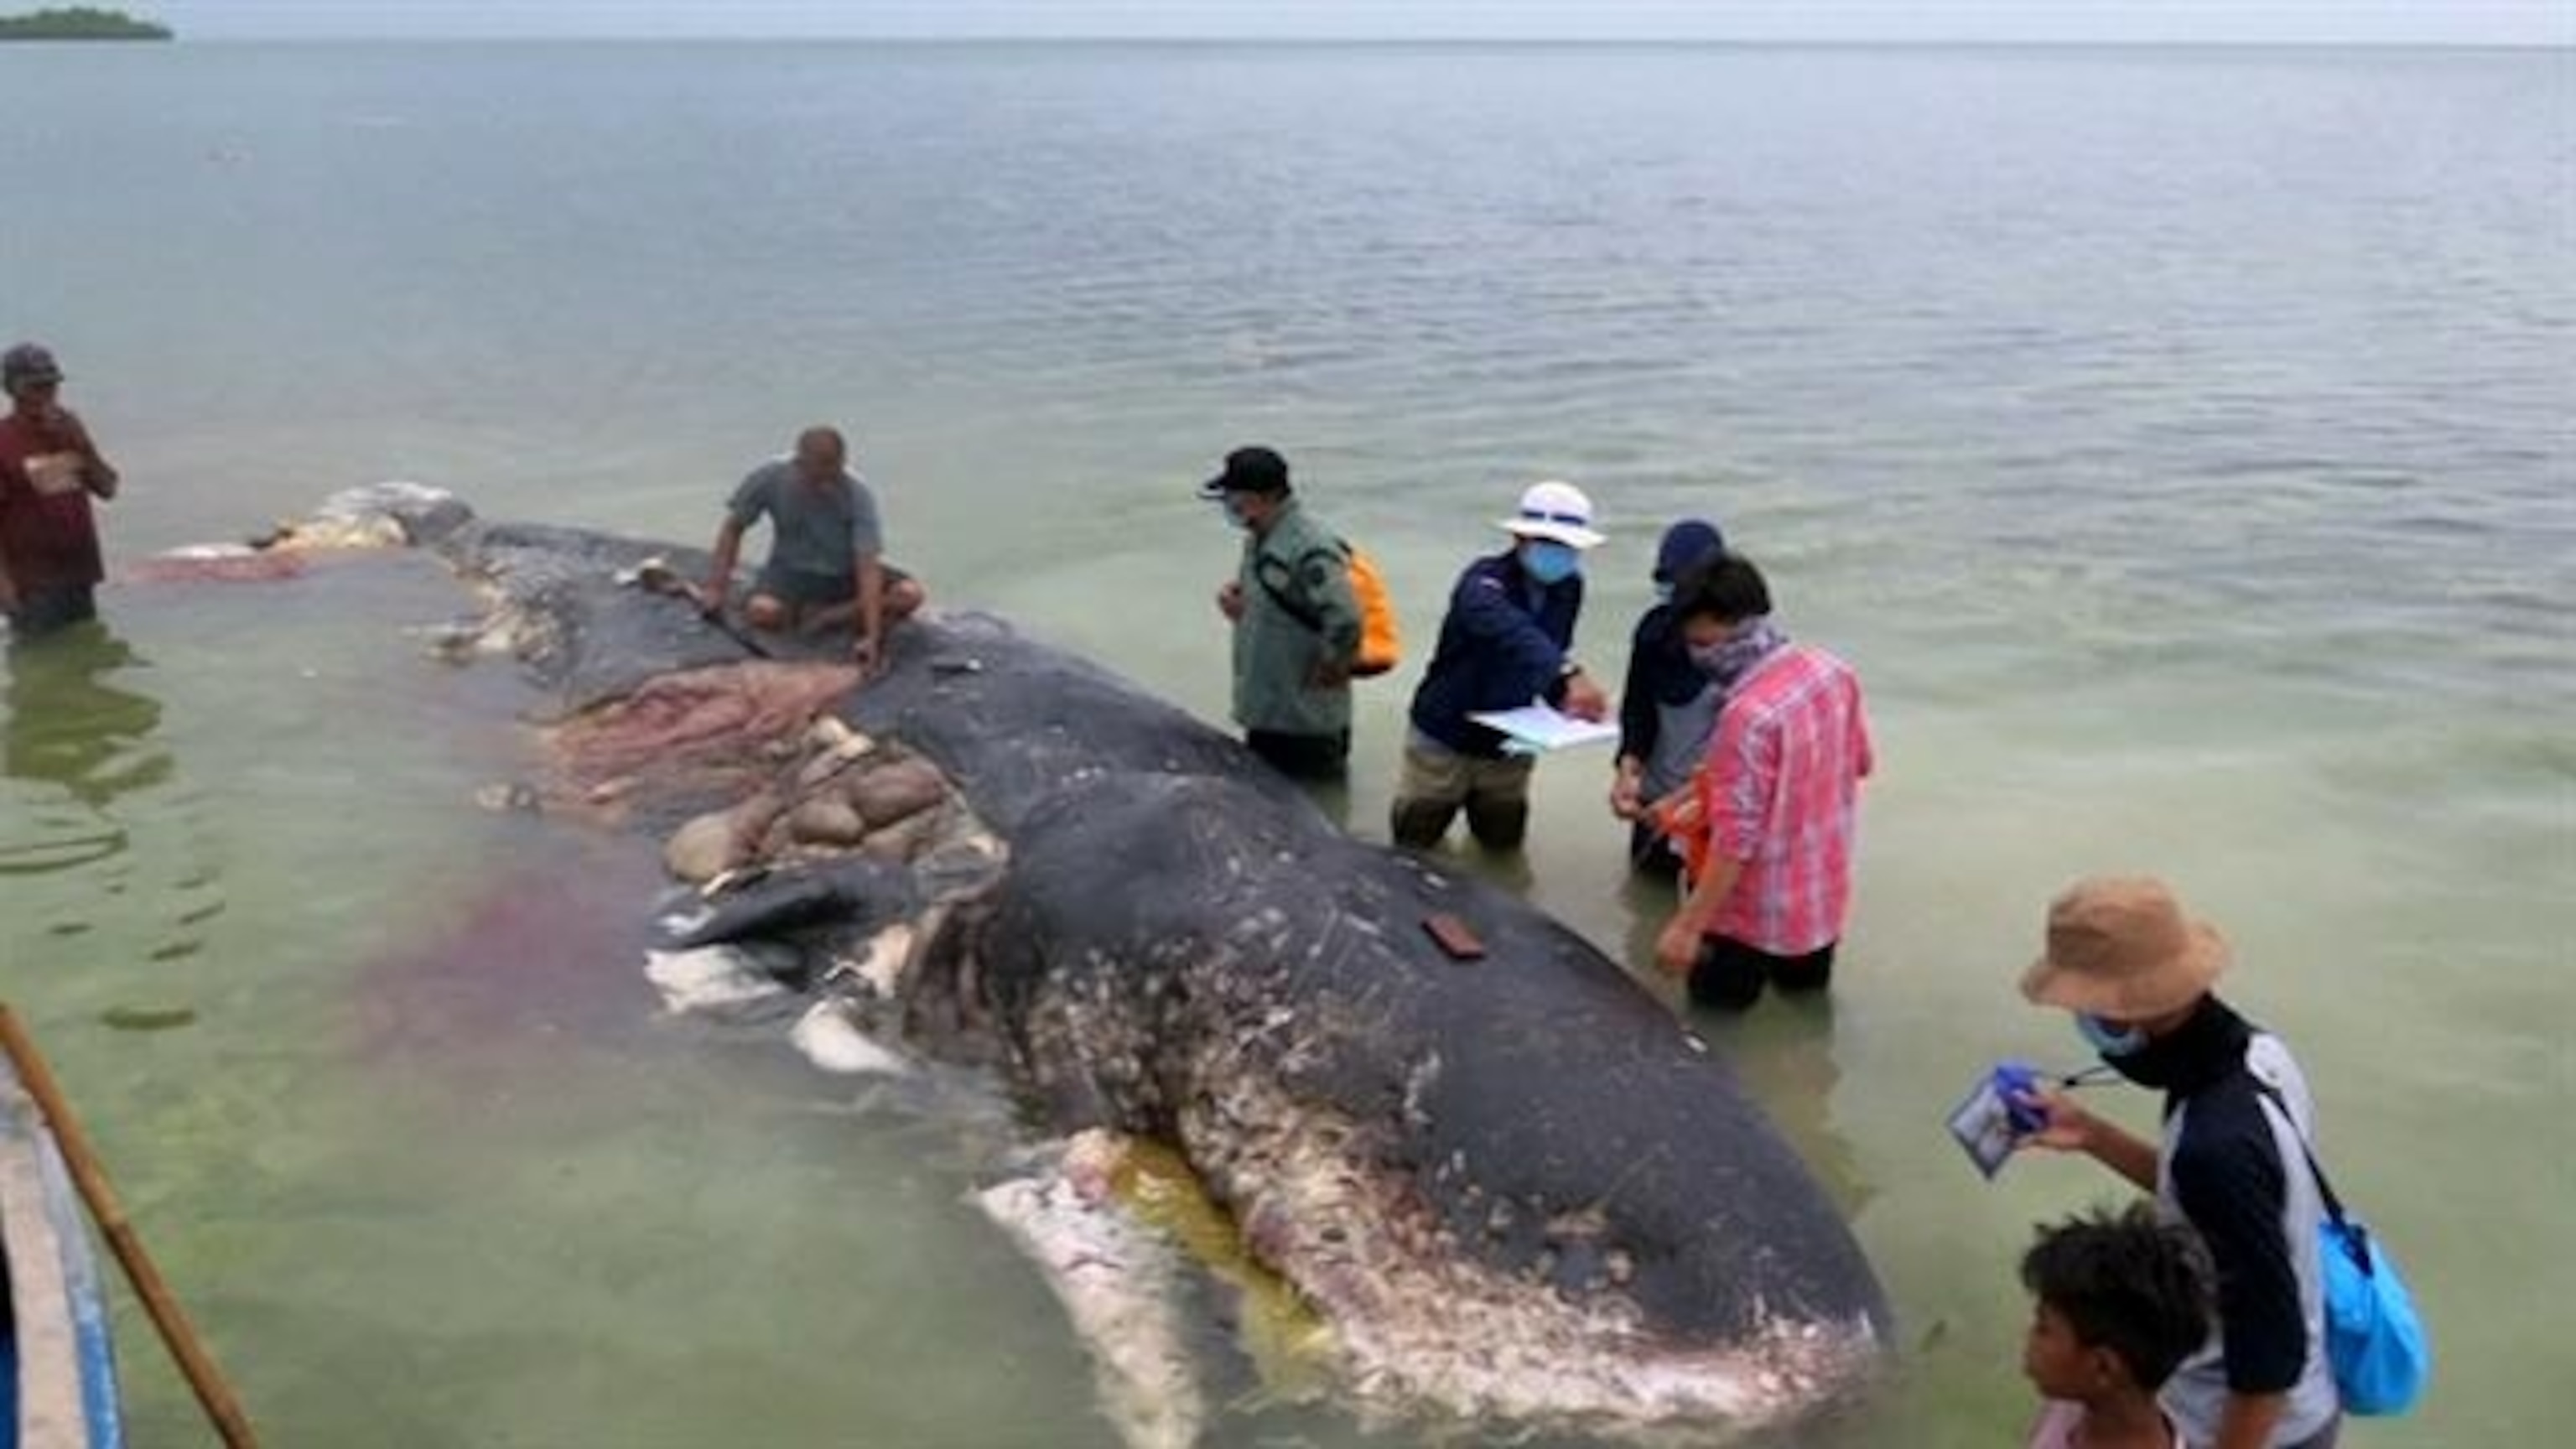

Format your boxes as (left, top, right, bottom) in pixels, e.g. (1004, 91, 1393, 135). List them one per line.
(1, 40, 2568, 1448)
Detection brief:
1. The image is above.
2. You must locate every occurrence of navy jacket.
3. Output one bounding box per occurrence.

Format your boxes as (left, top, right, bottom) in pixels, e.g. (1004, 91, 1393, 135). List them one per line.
(1407, 552, 1585, 757)
(1616, 604, 1706, 762)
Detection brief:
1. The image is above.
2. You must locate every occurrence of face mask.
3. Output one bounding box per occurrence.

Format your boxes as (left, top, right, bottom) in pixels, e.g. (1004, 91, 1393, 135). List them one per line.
(2076, 1013, 2148, 1059)
(1218, 496, 1252, 531)
(1652, 581, 1675, 605)
(1522, 541, 1580, 585)
(1685, 619, 1785, 687)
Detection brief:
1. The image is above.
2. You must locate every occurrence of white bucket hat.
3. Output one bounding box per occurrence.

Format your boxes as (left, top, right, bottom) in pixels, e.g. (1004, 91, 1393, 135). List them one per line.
(1497, 480, 1605, 550)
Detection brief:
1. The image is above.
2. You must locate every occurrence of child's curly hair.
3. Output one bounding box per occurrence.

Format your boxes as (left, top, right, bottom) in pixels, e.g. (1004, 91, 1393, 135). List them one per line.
(2022, 1202, 2216, 1390)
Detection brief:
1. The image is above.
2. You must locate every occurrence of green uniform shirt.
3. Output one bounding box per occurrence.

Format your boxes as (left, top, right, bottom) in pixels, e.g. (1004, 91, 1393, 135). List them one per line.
(1232, 499, 1361, 739)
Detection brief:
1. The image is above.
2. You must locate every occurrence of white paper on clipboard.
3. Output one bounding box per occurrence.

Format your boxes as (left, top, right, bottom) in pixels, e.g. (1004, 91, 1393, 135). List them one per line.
(1467, 703, 1620, 753)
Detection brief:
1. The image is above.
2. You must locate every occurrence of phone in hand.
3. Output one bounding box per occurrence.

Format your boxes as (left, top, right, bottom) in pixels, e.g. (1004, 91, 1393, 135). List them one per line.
(1948, 1063, 2039, 1179)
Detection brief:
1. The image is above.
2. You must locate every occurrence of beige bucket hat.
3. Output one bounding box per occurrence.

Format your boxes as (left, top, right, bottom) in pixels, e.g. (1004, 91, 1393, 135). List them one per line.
(2019, 875, 2231, 1020)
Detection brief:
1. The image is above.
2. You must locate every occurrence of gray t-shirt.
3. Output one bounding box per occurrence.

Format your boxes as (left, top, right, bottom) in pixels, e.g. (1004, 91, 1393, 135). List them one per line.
(726, 460, 884, 581)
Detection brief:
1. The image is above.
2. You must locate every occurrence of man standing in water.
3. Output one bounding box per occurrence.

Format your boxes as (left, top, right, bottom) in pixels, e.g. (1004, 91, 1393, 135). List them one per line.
(1650, 553, 1872, 1007)
(702, 426, 924, 676)
(0, 344, 120, 641)
(1390, 479, 1609, 851)
(1204, 445, 1362, 781)
(1610, 517, 1728, 877)
(2016, 876, 2343, 1449)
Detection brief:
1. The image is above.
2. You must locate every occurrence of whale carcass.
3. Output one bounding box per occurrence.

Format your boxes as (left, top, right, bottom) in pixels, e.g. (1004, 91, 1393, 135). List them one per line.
(245, 486, 1890, 1444)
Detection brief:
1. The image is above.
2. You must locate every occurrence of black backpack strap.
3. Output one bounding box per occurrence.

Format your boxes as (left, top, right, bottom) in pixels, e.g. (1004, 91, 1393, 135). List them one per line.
(2250, 1078, 2372, 1275)
(2248, 1081, 2347, 1220)
(1252, 542, 1345, 637)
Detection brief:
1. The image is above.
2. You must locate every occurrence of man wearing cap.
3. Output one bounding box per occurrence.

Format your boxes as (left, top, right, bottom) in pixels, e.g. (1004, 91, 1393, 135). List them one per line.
(701, 425, 924, 676)
(1390, 479, 1610, 852)
(1649, 552, 1872, 1006)
(1610, 517, 1727, 877)
(1203, 446, 1362, 781)
(2018, 876, 2342, 1449)
(0, 344, 121, 640)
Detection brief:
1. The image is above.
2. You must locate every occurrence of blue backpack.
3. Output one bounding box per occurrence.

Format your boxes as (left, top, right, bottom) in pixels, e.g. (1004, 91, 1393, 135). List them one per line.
(2256, 1084, 2432, 1415)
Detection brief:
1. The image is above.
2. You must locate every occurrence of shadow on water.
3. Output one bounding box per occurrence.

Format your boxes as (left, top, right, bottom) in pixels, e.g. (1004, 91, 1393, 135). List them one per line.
(0, 621, 169, 876)
(1292, 771, 1354, 834)
(1613, 870, 1880, 1218)
(0, 619, 225, 974)
(1690, 988, 1880, 1225)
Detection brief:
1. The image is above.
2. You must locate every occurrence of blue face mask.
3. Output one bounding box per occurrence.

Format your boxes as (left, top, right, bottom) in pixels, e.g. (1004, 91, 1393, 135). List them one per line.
(1522, 541, 1581, 585)
(2076, 1013, 2148, 1058)
(1218, 496, 1252, 531)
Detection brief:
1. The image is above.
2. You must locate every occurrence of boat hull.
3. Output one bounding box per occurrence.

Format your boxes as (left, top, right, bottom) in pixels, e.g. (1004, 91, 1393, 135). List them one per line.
(1, 1056, 122, 1449)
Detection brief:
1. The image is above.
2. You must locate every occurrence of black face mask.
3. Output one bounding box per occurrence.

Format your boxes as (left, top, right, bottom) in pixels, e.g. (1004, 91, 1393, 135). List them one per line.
(2105, 1032, 2186, 1090)
(2108, 997, 2251, 1096)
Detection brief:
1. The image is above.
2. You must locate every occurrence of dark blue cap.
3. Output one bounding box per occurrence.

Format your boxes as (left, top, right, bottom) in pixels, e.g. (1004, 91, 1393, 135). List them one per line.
(1653, 518, 1726, 583)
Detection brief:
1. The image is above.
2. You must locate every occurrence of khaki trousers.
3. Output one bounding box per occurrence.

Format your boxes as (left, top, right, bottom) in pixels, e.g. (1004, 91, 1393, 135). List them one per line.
(1390, 736, 1535, 849)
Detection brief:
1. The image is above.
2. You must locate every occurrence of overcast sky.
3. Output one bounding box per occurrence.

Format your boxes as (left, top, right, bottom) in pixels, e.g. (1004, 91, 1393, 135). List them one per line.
(137, 1, 2574, 44)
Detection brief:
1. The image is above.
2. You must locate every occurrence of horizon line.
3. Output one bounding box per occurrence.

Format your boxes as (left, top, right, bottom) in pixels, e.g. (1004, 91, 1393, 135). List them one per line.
(118, 33, 2576, 50)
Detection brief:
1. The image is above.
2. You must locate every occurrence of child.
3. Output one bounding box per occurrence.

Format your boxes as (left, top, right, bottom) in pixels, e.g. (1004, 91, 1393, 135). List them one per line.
(2020, 1202, 2214, 1449)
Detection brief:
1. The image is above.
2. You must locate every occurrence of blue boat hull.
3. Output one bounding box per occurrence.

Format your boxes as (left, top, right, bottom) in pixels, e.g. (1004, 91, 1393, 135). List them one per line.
(1, 1057, 122, 1449)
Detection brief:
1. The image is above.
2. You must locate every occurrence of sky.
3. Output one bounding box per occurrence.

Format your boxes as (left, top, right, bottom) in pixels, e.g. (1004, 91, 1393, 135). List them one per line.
(131, 1, 2576, 44)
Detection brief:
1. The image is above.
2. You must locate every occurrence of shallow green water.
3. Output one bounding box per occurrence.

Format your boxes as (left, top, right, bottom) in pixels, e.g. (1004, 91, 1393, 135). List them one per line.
(3, 38, 2569, 1448)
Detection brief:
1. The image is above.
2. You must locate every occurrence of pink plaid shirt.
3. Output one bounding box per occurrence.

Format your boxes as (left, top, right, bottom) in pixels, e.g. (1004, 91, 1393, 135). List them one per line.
(1695, 643, 1872, 955)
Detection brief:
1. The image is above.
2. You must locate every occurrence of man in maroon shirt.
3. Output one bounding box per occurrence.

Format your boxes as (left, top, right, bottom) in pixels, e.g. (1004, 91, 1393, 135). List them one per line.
(0, 344, 120, 640)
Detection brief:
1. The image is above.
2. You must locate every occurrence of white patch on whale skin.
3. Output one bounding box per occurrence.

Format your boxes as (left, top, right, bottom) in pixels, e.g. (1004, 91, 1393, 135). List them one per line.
(821, 923, 915, 1001)
(974, 1132, 1208, 1449)
(282, 480, 468, 550)
(790, 1000, 913, 1077)
(641, 943, 793, 1014)
(652, 897, 719, 939)
(802, 714, 876, 762)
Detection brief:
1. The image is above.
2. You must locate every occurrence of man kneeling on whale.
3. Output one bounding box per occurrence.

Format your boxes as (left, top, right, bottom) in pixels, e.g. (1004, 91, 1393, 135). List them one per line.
(702, 425, 925, 675)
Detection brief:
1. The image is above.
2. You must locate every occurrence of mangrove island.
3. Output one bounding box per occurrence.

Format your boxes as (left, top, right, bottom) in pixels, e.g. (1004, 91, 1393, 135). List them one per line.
(0, 7, 172, 39)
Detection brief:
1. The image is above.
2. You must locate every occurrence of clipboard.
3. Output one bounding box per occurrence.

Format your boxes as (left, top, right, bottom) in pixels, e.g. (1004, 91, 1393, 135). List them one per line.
(1466, 703, 1620, 753)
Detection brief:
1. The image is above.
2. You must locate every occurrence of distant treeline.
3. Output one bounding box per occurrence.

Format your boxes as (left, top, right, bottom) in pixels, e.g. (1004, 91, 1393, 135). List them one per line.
(0, 6, 173, 39)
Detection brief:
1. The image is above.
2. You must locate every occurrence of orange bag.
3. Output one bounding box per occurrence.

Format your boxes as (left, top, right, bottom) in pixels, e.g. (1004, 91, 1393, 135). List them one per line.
(1257, 538, 1402, 679)
(1343, 544, 1401, 678)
